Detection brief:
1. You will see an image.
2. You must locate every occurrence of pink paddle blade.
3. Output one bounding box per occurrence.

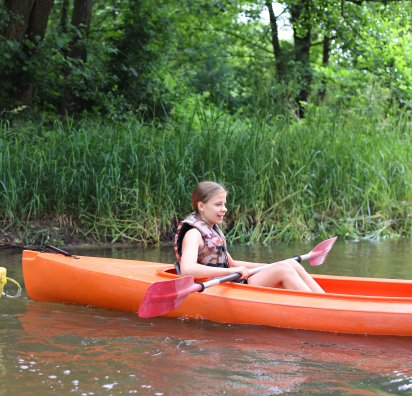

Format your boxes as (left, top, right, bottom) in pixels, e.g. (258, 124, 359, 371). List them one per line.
(308, 236, 337, 266)
(137, 276, 202, 318)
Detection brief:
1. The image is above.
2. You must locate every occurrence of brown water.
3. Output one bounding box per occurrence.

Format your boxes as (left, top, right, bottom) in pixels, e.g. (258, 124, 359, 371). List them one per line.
(1, 240, 412, 395)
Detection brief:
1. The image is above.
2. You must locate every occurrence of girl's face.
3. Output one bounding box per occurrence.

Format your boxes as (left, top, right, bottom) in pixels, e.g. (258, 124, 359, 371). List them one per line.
(198, 192, 227, 226)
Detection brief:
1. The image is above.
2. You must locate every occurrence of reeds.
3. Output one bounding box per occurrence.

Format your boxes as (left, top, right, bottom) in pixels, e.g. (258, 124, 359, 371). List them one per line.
(0, 102, 410, 245)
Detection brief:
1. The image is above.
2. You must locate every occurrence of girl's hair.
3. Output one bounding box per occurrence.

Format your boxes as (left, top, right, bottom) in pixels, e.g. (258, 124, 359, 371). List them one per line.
(192, 181, 227, 212)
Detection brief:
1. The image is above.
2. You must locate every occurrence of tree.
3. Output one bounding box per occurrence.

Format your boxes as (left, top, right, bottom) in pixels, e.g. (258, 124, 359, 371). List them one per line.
(265, 0, 285, 79)
(59, 0, 94, 115)
(289, 0, 312, 117)
(0, 0, 53, 110)
(69, 0, 92, 61)
(263, 0, 412, 116)
(1, 0, 411, 118)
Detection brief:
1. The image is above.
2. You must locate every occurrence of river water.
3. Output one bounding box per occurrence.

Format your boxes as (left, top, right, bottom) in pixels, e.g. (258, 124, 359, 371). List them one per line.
(1, 239, 412, 395)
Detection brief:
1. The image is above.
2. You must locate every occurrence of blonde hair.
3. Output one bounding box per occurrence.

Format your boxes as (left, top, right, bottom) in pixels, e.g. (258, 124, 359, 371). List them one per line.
(192, 181, 227, 212)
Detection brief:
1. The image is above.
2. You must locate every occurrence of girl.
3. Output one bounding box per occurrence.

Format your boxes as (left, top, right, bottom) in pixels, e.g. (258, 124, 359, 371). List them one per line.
(174, 181, 325, 292)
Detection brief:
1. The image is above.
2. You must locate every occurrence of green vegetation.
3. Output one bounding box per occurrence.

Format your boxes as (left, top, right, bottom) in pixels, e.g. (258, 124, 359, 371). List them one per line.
(1, 1, 411, 245)
(1, 98, 410, 245)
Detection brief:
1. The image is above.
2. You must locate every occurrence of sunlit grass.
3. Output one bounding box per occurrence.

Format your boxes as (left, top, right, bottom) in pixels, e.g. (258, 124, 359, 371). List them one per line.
(0, 102, 411, 245)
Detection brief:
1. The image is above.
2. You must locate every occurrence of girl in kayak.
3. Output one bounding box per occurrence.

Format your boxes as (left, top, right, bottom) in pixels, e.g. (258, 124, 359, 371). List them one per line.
(174, 181, 325, 292)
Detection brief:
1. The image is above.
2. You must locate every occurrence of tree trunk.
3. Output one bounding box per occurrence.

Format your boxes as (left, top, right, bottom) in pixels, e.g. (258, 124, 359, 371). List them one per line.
(60, 0, 70, 33)
(69, 0, 93, 61)
(59, 0, 93, 115)
(3, 0, 35, 41)
(290, 0, 312, 118)
(112, 0, 117, 23)
(27, 0, 54, 42)
(265, 1, 285, 79)
(1, 0, 53, 109)
(319, 35, 331, 101)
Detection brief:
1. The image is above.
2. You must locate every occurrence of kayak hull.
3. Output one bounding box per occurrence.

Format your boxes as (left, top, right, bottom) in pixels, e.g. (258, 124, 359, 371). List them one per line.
(22, 250, 412, 336)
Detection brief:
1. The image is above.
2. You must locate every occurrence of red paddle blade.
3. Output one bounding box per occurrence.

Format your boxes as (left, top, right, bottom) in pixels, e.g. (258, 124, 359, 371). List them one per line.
(308, 236, 337, 266)
(137, 276, 202, 318)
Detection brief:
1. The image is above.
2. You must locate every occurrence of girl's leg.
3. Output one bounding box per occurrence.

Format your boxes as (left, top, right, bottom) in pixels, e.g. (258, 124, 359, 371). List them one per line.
(247, 261, 312, 291)
(287, 259, 325, 293)
(247, 260, 325, 293)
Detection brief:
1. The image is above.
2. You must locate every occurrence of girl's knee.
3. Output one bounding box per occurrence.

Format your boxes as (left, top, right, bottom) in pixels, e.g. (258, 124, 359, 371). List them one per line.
(273, 261, 296, 276)
(278, 260, 296, 271)
(285, 259, 304, 271)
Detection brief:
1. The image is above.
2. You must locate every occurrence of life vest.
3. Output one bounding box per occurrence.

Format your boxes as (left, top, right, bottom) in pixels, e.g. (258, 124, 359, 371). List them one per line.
(174, 212, 228, 268)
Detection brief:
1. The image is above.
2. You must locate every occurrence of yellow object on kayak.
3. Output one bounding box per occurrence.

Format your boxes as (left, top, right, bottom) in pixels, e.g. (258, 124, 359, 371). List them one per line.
(0, 267, 22, 299)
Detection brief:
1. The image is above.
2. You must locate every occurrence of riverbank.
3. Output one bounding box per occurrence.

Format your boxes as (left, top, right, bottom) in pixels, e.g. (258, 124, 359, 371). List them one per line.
(0, 220, 90, 250)
(0, 230, 160, 252)
(0, 220, 167, 250)
(1, 103, 411, 247)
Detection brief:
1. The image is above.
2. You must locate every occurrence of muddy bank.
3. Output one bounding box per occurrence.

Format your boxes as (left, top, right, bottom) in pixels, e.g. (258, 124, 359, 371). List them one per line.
(0, 220, 171, 251)
(0, 220, 92, 250)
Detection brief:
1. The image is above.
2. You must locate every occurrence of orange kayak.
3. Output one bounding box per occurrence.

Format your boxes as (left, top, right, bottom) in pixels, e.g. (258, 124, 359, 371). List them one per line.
(22, 250, 412, 336)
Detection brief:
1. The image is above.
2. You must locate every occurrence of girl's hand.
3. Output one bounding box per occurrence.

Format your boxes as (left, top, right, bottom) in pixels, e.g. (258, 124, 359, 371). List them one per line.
(229, 265, 249, 280)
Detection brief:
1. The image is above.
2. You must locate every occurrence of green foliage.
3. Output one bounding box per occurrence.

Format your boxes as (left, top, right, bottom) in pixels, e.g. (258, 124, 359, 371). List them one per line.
(105, 0, 169, 117)
(27, 31, 116, 114)
(1, 101, 410, 245)
(1, 0, 411, 245)
(2, 0, 411, 117)
(0, 40, 25, 110)
(310, 0, 412, 109)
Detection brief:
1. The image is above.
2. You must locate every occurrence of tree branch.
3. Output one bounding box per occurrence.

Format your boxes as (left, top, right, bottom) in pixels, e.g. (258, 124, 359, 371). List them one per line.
(212, 27, 272, 54)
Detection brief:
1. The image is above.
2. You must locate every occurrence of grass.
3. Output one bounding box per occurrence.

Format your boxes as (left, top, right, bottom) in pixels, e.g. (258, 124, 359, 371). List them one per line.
(0, 101, 411, 246)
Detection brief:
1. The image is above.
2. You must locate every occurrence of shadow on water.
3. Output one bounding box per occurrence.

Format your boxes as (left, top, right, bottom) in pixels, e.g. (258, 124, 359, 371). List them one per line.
(1, 239, 412, 395)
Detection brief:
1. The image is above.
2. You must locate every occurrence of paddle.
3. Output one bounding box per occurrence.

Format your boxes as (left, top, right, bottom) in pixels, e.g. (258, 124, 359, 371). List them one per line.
(137, 236, 337, 318)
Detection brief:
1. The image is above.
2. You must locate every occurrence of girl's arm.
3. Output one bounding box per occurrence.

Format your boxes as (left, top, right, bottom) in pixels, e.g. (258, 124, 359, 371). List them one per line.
(180, 228, 249, 279)
(227, 252, 267, 269)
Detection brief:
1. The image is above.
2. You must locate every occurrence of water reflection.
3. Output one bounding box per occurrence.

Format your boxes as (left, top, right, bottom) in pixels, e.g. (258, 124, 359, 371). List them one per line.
(1, 239, 412, 395)
(4, 302, 412, 395)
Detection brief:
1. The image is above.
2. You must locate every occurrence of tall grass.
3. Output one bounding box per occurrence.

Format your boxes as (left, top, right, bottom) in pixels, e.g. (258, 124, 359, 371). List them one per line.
(0, 102, 411, 245)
